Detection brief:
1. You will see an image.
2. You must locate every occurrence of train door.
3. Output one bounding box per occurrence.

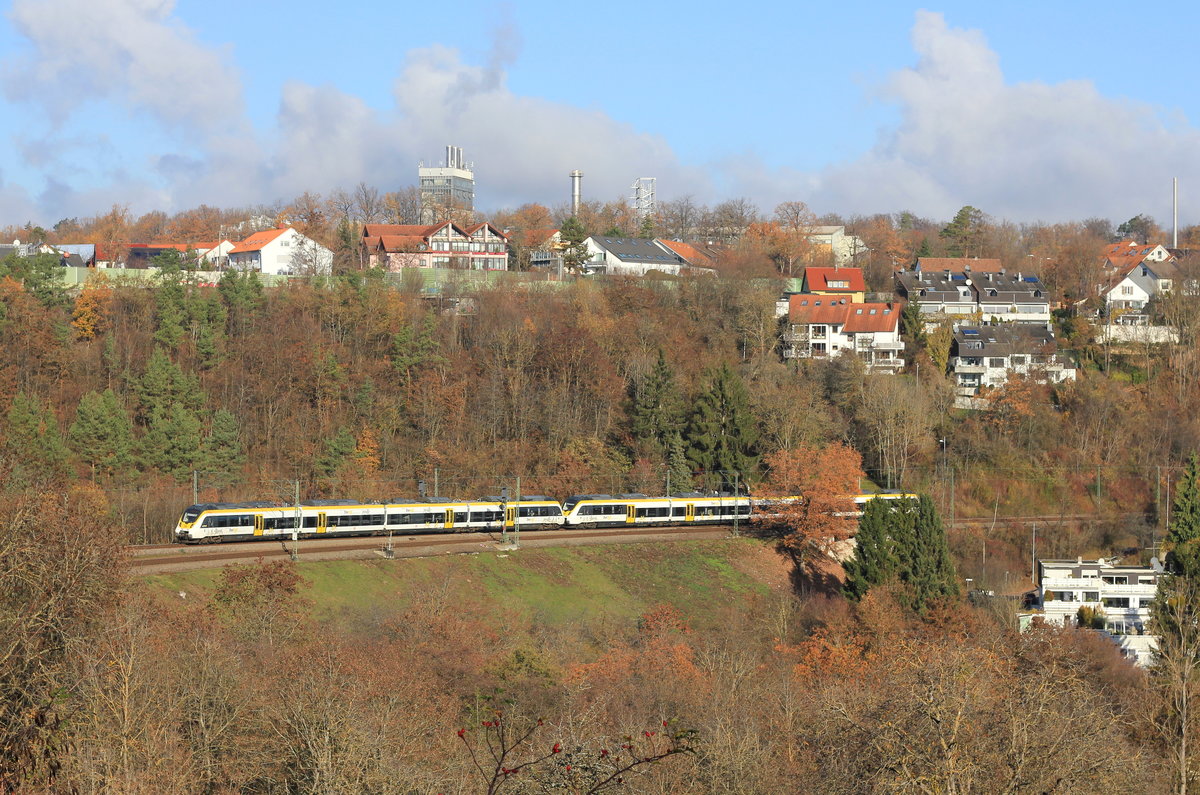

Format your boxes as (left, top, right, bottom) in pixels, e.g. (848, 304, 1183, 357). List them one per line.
(685, 503, 695, 522)
(626, 504, 636, 524)
(444, 509, 455, 531)
(253, 515, 264, 537)
(317, 512, 327, 534)
(505, 506, 516, 528)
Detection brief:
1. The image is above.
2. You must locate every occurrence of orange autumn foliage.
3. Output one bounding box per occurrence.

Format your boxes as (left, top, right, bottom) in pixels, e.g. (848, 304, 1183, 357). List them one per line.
(756, 444, 865, 570)
(71, 274, 113, 341)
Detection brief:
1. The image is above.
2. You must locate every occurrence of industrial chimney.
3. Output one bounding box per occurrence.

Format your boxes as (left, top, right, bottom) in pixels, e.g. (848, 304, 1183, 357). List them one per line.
(570, 170, 583, 217)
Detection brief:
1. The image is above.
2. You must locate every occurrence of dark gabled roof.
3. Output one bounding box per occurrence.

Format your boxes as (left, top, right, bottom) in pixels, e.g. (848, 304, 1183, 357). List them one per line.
(589, 236, 684, 265)
(953, 325, 1058, 356)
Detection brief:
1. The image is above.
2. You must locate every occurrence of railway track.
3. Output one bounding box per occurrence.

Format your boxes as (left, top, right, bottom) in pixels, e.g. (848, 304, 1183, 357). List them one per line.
(130, 525, 737, 575)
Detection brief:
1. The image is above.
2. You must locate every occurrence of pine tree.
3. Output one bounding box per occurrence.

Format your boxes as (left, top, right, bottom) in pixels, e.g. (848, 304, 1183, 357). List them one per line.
(138, 346, 203, 423)
(316, 427, 356, 477)
(684, 363, 758, 489)
(938, 206, 985, 258)
(1166, 452, 1200, 577)
(911, 237, 931, 266)
(4, 390, 70, 482)
(666, 430, 693, 493)
(631, 349, 683, 456)
(218, 269, 263, 336)
(68, 388, 134, 476)
(391, 313, 443, 384)
(843, 497, 900, 600)
(902, 495, 959, 611)
(141, 402, 202, 482)
(559, 216, 590, 273)
(202, 409, 245, 486)
(900, 298, 926, 351)
(153, 253, 188, 350)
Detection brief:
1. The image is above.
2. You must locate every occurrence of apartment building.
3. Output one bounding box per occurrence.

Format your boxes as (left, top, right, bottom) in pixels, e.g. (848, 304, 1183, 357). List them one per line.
(1037, 557, 1160, 665)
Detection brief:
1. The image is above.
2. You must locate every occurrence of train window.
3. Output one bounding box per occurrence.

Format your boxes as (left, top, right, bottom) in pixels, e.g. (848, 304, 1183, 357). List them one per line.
(737, 505, 751, 516)
(372, 514, 385, 524)
(672, 507, 686, 517)
(303, 516, 318, 528)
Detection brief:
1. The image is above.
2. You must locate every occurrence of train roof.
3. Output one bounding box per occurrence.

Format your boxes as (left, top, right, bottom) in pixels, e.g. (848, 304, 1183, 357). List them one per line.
(566, 494, 614, 501)
(183, 501, 280, 512)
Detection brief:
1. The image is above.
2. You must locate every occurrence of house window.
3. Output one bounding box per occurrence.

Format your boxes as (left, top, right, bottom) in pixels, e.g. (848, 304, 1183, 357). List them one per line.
(1011, 356, 1026, 366)
(988, 358, 1005, 368)
(1102, 597, 1130, 609)
(827, 280, 849, 289)
(1102, 575, 1128, 585)
(1120, 285, 1134, 295)
(1084, 591, 1100, 602)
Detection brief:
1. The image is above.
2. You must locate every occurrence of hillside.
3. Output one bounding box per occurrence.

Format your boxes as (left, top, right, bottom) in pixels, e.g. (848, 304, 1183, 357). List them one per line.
(145, 538, 791, 631)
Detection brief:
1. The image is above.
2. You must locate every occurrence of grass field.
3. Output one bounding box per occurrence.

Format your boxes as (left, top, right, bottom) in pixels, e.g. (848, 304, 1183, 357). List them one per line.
(143, 538, 790, 631)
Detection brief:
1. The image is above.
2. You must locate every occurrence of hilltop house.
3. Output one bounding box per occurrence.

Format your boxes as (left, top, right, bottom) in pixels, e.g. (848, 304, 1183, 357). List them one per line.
(362, 222, 509, 271)
(582, 237, 689, 276)
(228, 228, 333, 275)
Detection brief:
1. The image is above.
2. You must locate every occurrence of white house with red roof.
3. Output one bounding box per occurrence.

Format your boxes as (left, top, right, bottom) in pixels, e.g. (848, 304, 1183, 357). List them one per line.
(228, 227, 332, 275)
(784, 295, 905, 373)
(1099, 240, 1177, 312)
(362, 222, 508, 270)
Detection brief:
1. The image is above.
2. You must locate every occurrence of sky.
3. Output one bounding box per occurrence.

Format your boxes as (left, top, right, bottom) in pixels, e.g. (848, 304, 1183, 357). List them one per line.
(2, 1, 1200, 228)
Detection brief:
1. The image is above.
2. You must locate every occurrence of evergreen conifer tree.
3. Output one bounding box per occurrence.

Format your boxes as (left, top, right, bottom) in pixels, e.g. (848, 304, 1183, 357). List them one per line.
(1166, 452, 1200, 577)
(68, 388, 134, 477)
(843, 497, 900, 600)
(153, 253, 188, 350)
(202, 409, 246, 486)
(391, 313, 443, 385)
(138, 346, 204, 423)
(559, 216, 590, 273)
(666, 430, 693, 493)
(684, 363, 758, 489)
(140, 402, 202, 482)
(316, 427, 357, 477)
(631, 349, 683, 456)
(4, 390, 70, 481)
(904, 495, 959, 611)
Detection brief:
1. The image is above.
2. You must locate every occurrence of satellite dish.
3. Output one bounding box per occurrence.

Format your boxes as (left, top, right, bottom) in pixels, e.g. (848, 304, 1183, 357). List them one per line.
(1151, 557, 1165, 573)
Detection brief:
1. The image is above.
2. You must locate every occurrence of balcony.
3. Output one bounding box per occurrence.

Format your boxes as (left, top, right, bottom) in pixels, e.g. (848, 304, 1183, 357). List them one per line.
(954, 362, 986, 375)
(1041, 579, 1157, 597)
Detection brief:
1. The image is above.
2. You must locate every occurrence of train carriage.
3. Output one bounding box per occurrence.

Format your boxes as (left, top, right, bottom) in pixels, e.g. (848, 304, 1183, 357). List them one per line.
(562, 493, 751, 528)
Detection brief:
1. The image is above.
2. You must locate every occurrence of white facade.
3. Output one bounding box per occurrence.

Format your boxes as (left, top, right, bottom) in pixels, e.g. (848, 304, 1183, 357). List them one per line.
(807, 226, 867, 265)
(583, 237, 686, 276)
(951, 326, 1075, 396)
(784, 298, 905, 373)
(228, 228, 333, 276)
(1037, 558, 1160, 666)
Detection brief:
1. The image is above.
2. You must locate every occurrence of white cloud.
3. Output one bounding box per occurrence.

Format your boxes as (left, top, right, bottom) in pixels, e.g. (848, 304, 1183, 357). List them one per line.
(3, 0, 243, 135)
(5, 6, 1200, 225)
(806, 11, 1200, 222)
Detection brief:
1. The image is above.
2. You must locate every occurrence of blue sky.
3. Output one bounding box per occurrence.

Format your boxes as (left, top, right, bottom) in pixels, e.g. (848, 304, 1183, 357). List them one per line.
(2, 1, 1200, 226)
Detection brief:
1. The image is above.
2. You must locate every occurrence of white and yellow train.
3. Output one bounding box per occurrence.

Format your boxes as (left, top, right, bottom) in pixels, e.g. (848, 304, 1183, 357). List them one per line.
(173, 491, 916, 543)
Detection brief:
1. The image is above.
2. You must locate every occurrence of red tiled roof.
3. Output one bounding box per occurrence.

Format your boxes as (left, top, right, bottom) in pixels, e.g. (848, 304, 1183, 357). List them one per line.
(229, 228, 289, 254)
(658, 239, 713, 265)
(803, 266, 866, 292)
(362, 223, 441, 238)
(377, 235, 426, 252)
(917, 257, 1004, 273)
(788, 296, 900, 333)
